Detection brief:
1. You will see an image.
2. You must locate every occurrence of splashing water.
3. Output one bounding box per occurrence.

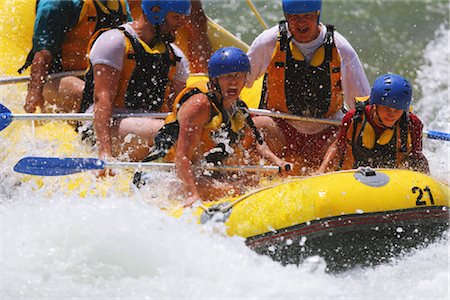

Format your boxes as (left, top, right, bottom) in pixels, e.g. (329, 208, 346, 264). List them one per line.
(1, 1, 449, 298)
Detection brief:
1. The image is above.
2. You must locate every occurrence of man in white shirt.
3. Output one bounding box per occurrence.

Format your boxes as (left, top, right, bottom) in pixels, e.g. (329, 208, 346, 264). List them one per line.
(80, 0, 191, 176)
(248, 0, 370, 175)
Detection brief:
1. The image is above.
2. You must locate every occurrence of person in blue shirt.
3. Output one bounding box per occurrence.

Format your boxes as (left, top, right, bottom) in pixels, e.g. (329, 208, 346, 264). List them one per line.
(21, 0, 131, 114)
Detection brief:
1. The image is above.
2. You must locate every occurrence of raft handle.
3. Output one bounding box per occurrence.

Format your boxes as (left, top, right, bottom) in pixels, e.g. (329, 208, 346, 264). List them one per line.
(357, 167, 376, 177)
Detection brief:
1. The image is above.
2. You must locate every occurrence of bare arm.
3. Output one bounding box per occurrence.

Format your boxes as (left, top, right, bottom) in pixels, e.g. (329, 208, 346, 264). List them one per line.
(166, 79, 186, 111)
(406, 114, 430, 174)
(317, 139, 340, 173)
(175, 94, 210, 206)
(255, 141, 293, 173)
(185, 0, 212, 73)
(24, 50, 53, 113)
(93, 64, 120, 161)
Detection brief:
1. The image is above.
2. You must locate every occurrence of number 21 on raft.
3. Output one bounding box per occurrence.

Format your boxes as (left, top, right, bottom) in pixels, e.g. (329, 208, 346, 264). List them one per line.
(412, 186, 435, 206)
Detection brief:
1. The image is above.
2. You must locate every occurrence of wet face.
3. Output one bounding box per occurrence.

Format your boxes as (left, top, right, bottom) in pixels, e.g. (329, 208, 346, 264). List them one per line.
(376, 105, 404, 128)
(158, 12, 186, 43)
(285, 12, 320, 43)
(216, 72, 246, 102)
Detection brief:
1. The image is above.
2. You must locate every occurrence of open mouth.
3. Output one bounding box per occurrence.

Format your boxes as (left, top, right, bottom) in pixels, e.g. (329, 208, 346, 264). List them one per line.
(225, 88, 238, 97)
(297, 26, 309, 34)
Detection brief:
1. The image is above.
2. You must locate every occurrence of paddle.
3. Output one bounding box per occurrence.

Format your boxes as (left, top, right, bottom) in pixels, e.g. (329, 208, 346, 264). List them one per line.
(2, 103, 449, 141)
(0, 103, 169, 132)
(248, 108, 450, 141)
(249, 108, 341, 126)
(0, 70, 85, 85)
(0, 104, 329, 132)
(13, 157, 281, 176)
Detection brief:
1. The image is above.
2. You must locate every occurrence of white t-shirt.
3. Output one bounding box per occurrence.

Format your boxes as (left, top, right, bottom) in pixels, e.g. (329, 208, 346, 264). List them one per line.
(89, 23, 190, 83)
(246, 23, 370, 111)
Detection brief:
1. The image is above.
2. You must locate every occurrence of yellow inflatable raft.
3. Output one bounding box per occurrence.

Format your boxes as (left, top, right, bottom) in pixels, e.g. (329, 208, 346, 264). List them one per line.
(195, 168, 449, 270)
(2, 1, 449, 272)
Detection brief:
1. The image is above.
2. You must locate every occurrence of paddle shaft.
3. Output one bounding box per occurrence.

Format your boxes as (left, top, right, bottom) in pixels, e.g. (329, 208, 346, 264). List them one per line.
(249, 109, 450, 141)
(0, 70, 85, 85)
(9, 112, 169, 121)
(3, 107, 334, 123)
(249, 108, 341, 126)
(13, 156, 281, 176)
(106, 161, 280, 173)
(2, 104, 449, 141)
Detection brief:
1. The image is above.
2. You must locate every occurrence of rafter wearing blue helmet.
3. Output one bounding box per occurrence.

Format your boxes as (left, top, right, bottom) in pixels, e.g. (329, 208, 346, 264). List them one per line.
(142, 46, 257, 164)
(207, 46, 251, 96)
(247, 0, 370, 176)
(135, 47, 291, 206)
(79, 0, 192, 166)
(318, 73, 429, 174)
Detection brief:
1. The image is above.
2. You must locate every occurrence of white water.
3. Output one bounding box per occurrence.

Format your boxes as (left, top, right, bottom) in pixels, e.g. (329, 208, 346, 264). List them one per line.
(416, 24, 450, 184)
(1, 14, 450, 300)
(2, 196, 449, 299)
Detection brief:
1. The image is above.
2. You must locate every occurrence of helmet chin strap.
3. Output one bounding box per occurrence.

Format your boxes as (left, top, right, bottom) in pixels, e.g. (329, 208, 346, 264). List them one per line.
(208, 78, 222, 99)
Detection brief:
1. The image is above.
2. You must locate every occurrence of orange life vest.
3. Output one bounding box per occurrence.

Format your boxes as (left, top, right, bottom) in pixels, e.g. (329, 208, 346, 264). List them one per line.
(61, 0, 129, 71)
(19, 0, 128, 74)
(260, 21, 343, 118)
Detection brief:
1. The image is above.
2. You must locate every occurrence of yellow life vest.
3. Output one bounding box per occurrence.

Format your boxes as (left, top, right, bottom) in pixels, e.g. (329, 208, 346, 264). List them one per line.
(146, 80, 255, 164)
(340, 103, 412, 170)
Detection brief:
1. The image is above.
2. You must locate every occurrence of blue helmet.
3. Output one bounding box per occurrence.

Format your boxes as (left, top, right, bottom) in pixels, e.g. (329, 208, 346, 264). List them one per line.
(282, 0, 322, 15)
(141, 0, 191, 26)
(208, 47, 251, 78)
(370, 74, 412, 111)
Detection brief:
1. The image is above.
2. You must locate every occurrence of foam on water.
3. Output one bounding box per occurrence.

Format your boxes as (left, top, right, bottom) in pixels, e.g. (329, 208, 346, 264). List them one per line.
(415, 25, 450, 183)
(1, 2, 449, 299)
(2, 191, 448, 298)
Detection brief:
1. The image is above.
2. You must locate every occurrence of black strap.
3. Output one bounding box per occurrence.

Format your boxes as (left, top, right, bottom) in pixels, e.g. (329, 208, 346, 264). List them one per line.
(18, 51, 35, 74)
(350, 103, 367, 152)
(324, 25, 335, 65)
(258, 73, 269, 109)
(279, 21, 290, 52)
(236, 100, 264, 145)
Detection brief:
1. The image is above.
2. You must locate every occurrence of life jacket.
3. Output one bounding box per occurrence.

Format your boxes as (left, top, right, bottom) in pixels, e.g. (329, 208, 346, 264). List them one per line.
(340, 99, 413, 170)
(260, 21, 343, 118)
(18, 0, 128, 74)
(142, 80, 263, 164)
(80, 26, 180, 113)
